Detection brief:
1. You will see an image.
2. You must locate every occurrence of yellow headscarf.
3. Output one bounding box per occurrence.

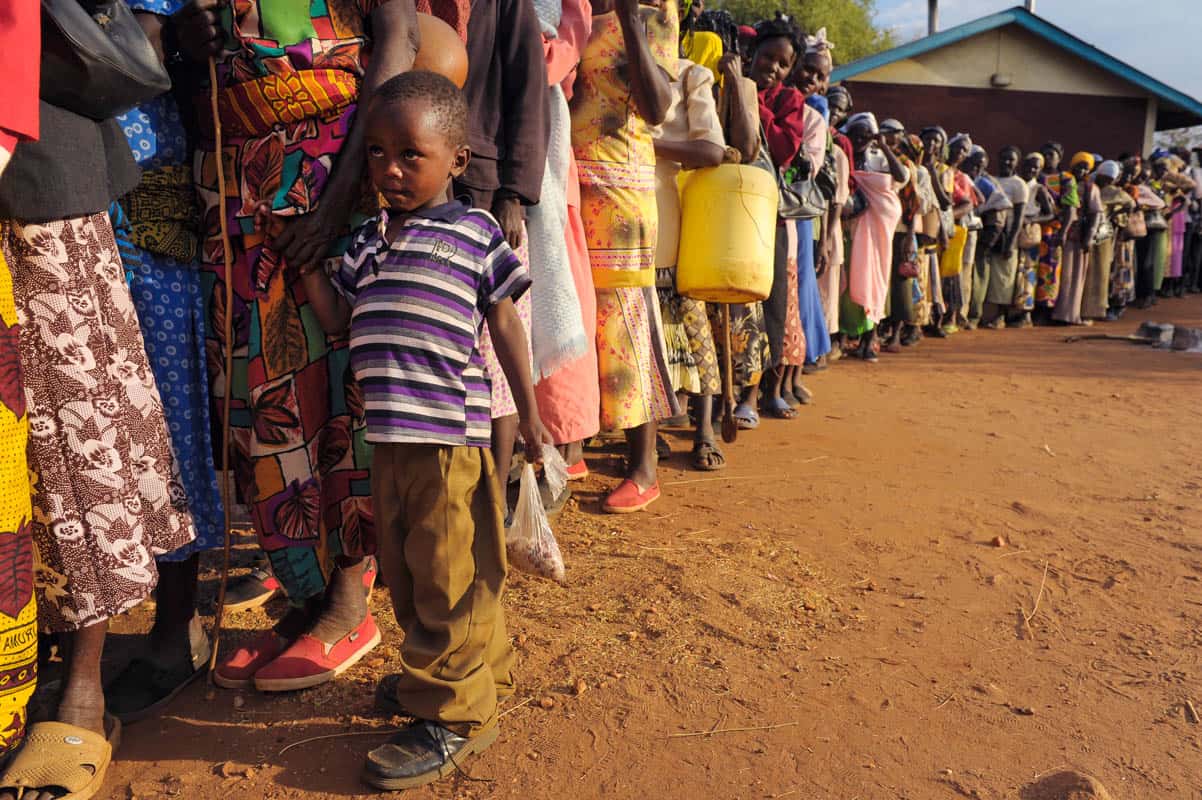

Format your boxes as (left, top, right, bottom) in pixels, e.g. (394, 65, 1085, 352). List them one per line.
(682, 31, 724, 84)
(1070, 151, 1095, 171)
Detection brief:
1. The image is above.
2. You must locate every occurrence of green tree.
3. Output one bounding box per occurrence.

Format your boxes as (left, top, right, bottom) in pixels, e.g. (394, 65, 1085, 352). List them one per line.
(712, 0, 895, 64)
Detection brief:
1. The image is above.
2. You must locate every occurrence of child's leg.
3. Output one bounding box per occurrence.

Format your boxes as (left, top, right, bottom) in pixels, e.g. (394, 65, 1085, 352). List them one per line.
(381, 445, 508, 735)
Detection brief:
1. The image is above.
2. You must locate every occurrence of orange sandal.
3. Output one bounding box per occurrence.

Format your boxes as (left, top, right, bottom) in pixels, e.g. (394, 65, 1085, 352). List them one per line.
(602, 479, 660, 514)
(566, 460, 589, 481)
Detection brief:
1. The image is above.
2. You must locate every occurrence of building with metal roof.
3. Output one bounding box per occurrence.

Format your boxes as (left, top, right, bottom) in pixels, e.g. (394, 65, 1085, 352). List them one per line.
(830, 6, 1202, 158)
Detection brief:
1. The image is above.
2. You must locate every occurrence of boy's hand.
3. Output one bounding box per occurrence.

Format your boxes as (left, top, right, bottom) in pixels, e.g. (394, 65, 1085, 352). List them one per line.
(519, 416, 554, 465)
(252, 202, 286, 239)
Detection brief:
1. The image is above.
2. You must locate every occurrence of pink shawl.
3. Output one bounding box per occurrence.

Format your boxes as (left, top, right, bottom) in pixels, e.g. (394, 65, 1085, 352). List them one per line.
(848, 170, 903, 322)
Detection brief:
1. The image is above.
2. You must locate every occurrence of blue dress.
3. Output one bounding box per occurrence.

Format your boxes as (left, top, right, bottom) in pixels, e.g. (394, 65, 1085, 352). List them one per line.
(799, 94, 833, 361)
(116, 79, 224, 560)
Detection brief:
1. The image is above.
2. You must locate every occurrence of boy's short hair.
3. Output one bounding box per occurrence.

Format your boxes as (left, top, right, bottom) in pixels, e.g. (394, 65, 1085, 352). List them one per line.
(370, 70, 468, 147)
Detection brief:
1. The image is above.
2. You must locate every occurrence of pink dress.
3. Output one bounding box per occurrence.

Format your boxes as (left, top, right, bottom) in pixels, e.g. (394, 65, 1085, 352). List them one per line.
(532, 0, 600, 444)
(848, 170, 903, 323)
(1169, 205, 1186, 278)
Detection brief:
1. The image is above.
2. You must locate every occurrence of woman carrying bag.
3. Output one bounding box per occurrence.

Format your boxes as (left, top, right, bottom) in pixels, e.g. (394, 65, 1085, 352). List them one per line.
(0, 2, 196, 797)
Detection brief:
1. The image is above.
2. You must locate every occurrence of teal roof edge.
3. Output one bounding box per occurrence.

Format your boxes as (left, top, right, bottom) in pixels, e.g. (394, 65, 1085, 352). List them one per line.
(830, 6, 1202, 120)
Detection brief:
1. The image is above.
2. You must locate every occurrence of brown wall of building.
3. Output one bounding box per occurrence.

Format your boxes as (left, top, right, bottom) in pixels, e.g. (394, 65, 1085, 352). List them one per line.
(841, 83, 1147, 160)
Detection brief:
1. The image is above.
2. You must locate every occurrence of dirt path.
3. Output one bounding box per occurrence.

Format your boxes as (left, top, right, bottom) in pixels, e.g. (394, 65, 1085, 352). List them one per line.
(105, 298, 1202, 800)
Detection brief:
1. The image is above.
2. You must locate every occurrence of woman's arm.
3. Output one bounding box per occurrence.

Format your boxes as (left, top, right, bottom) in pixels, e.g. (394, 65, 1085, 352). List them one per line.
(653, 138, 724, 170)
(617, 0, 671, 125)
(720, 59, 757, 163)
(878, 139, 908, 184)
(300, 267, 352, 335)
(930, 166, 952, 210)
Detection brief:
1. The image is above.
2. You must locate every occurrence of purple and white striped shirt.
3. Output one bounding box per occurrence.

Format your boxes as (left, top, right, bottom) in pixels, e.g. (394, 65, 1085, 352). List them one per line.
(336, 201, 530, 447)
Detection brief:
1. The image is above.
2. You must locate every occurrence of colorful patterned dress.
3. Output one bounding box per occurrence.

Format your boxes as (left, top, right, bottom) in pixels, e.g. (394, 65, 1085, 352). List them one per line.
(1036, 170, 1079, 308)
(194, 0, 467, 601)
(571, 5, 680, 431)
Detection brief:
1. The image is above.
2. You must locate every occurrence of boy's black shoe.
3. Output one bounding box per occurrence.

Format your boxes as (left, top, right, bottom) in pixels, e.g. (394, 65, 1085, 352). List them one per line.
(362, 719, 499, 790)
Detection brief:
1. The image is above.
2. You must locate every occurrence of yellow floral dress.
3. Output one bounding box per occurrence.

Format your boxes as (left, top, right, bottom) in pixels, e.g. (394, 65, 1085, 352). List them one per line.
(571, 5, 681, 430)
(0, 248, 35, 755)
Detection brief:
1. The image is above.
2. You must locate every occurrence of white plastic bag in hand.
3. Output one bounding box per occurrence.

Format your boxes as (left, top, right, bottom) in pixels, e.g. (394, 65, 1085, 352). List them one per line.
(507, 462, 567, 583)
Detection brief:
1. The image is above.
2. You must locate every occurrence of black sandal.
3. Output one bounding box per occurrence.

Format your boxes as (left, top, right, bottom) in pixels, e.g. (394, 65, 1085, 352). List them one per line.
(104, 633, 211, 724)
(691, 441, 727, 471)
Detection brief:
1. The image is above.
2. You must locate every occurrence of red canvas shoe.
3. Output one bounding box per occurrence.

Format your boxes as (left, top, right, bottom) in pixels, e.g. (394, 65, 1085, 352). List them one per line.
(253, 613, 382, 692)
(566, 460, 590, 481)
(213, 630, 288, 690)
(602, 479, 661, 514)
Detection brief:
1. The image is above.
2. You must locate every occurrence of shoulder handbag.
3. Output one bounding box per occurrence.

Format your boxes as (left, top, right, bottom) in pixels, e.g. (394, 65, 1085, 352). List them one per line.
(40, 0, 172, 121)
(1017, 221, 1043, 249)
(1091, 216, 1115, 247)
(1144, 208, 1168, 232)
(1124, 210, 1148, 239)
(754, 120, 835, 221)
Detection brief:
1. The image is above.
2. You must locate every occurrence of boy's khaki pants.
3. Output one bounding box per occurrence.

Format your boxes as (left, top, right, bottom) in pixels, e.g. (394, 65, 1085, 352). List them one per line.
(372, 443, 514, 738)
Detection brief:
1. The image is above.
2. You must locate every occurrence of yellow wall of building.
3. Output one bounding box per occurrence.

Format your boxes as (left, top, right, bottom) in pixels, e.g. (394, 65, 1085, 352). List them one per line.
(856, 26, 1141, 98)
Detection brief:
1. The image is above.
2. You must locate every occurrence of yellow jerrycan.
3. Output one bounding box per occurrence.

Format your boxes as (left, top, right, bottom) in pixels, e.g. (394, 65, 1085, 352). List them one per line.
(675, 164, 778, 303)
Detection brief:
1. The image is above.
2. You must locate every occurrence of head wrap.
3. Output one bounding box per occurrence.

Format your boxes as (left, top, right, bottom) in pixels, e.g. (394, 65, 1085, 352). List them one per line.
(970, 145, 986, 159)
(879, 118, 905, 134)
(948, 133, 972, 151)
(904, 134, 924, 161)
(919, 125, 947, 143)
(844, 112, 878, 135)
(1149, 147, 1171, 163)
(1096, 160, 1121, 180)
(683, 31, 725, 83)
(805, 26, 835, 55)
(737, 24, 757, 39)
(1024, 152, 1045, 170)
(1070, 151, 1096, 171)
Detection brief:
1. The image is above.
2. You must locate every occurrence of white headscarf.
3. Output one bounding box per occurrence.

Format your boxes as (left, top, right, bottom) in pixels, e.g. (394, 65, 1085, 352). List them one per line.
(844, 112, 878, 135)
(805, 27, 835, 55)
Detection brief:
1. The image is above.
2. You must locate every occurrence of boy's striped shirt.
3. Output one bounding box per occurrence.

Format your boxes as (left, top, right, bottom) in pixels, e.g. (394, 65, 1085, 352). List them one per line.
(335, 201, 530, 447)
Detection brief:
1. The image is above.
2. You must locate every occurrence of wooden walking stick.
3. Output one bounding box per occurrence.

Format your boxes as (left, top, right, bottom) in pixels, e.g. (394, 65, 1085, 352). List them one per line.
(720, 304, 738, 444)
(207, 54, 237, 678)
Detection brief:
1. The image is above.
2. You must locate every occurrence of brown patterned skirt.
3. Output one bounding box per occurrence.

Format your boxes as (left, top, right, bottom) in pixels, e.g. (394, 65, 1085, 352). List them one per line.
(2, 214, 195, 632)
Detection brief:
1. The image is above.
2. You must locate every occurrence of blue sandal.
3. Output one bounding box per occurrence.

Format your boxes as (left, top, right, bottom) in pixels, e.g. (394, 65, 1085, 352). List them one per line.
(762, 396, 798, 420)
(732, 402, 759, 430)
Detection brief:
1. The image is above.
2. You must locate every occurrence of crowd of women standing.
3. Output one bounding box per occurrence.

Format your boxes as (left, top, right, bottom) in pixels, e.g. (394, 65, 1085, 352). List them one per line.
(0, 0, 1200, 796)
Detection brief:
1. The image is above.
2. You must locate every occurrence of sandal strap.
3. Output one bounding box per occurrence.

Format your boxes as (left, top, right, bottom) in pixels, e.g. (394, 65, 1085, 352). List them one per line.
(1, 721, 114, 793)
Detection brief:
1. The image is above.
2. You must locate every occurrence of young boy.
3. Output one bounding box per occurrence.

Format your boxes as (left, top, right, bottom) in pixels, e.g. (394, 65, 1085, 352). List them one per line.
(293, 70, 551, 789)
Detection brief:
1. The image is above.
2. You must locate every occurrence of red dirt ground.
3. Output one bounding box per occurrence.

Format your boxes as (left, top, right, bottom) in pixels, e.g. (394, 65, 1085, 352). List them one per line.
(103, 296, 1202, 800)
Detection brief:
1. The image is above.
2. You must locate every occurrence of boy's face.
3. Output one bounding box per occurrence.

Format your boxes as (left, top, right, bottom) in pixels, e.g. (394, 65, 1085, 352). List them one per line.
(365, 99, 469, 214)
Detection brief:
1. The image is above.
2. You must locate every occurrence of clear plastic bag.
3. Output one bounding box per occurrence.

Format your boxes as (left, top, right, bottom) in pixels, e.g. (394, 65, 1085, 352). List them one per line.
(506, 446, 568, 583)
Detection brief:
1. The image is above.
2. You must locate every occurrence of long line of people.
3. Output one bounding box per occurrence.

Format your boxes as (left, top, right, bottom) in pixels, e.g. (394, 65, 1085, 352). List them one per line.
(0, 1, 1199, 797)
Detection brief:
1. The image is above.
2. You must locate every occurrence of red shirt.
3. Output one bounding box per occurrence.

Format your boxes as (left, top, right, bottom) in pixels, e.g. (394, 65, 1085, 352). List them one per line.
(758, 82, 806, 169)
(0, 0, 40, 151)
